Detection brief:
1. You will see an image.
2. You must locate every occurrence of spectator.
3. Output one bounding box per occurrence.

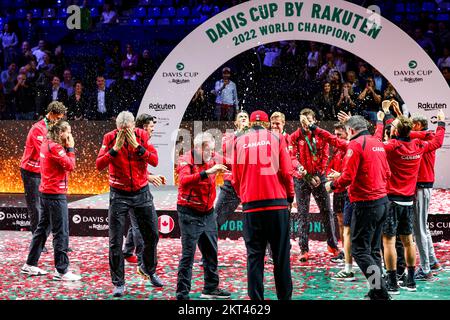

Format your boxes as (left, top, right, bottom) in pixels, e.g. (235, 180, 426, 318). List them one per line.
(37, 51, 55, 83)
(32, 40, 47, 69)
(414, 28, 436, 57)
(212, 67, 239, 121)
(306, 42, 320, 80)
(260, 43, 281, 70)
(345, 70, 361, 95)
(438, 23, 450, 51)
(1, 63, 18, 96)
(329, 70, 343, 100)
(317, 52, 339, 82)
(89, 75, 116, 120)
(60, 69, 75, 97)
(2, 24, 19, 69)
(121, 44, 139, 80)
(372, 68, 387, 94)
(101, 3, 119, 24)
(334, 49, 348, 74)
(137, 49, 156, 80)
(383, 82, 402, 102)
(336, 82, 357, 115)
(282, 41, 302, 85)
(312, 82, 336, 120)
(188, 86, 207, 120)
(437, 47, 450, 69)
(22, 12, 40, 47)
(357, 76, 382, 122)
(67, 80, 88, 120)
(43, 75, 68, 114)
(53, 45, 67, 79)
(13, 74, 36, 120)
(357, 62, 371, 87)
(17, 41, 36, 68)
(25, 61, 38, 84)
(104, 41, 122, 86)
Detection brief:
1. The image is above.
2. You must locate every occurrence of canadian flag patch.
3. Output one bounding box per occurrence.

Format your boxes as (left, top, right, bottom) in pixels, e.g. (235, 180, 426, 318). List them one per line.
(158, 215, 175, 234)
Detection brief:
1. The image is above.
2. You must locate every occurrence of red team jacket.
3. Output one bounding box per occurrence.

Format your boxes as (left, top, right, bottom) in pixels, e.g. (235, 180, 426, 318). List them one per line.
(222, 130, 291, 183)
(221, 131, 237, 182)
(232, 127, 295, 213)
(331, 130, 391, 203)
(96, 128, 158, 192)
(410, 130, 441, 187)
(20, 119, 48, 174)
(39, 141, 75, 194)
(290, 128, 329, 178)
(383, 123, 445, 201)
(177, 150, 224, 213)
(316, 123, 386, 195)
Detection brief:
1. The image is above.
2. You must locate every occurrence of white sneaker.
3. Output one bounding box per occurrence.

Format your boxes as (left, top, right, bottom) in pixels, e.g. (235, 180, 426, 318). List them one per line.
(53, 270, 81, 281)
(20, 264, 48, 276)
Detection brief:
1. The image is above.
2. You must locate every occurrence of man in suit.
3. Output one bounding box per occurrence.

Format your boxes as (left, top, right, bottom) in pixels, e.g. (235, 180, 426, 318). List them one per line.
(90, 75, 116, 120)
(41, 76, 68, 114)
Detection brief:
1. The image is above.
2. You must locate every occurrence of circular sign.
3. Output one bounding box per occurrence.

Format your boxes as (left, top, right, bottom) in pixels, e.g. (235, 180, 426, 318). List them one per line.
(158, 215, 175, 234)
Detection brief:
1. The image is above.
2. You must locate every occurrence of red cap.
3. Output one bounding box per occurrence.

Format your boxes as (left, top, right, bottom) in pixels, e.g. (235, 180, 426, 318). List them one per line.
(250, 110, 269, 122)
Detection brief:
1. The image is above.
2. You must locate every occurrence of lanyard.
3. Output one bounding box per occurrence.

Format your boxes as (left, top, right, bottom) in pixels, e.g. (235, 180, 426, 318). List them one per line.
(304, 132, 317, 157)
(43, 117, 50, 129)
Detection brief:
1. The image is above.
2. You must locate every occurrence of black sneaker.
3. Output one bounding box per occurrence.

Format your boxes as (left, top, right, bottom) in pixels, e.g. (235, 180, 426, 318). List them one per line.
(397, 273, 407, 286)
(330, 251, 345, 264)
(386, 281, 400, 295)
(200, 288, 231, 299)
(150, 273, 164, 287)
(405, 278, 417, 292)
(137, 266, 164, 287)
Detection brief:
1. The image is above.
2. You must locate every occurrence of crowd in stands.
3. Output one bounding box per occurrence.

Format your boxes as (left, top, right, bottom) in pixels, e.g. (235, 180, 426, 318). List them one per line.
(0, 0, 448, 121)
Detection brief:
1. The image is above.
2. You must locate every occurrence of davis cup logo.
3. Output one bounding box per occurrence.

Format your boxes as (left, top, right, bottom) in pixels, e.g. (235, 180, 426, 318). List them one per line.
(158, 215, 175, 234)
(72, 214, 82, 224)
(0, 212, 5, 221)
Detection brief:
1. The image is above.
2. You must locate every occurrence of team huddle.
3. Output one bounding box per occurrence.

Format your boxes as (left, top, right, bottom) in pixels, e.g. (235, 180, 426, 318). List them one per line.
(17, 99, 446, 300)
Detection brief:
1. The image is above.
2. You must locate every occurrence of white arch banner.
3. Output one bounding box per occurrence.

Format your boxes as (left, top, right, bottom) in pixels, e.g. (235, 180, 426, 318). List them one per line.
(138, 0, 450, 187)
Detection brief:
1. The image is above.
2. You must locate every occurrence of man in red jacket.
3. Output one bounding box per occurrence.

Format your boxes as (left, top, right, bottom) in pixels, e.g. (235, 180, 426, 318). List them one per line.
(215, 110, 248, 228)
(96, 111, 163, 297)
(290, 108, 339, 262)
(323, 115, 391, 300)
(176, 132, 230, 300)
(232, 110, 294, 300)
(20, 101, 66, 238)
(379, 109, 445, 294)
(410, 114, 444, 280)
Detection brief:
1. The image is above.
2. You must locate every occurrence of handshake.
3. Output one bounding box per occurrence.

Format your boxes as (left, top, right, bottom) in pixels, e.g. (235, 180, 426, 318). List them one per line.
(113, 128, 139, 151)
